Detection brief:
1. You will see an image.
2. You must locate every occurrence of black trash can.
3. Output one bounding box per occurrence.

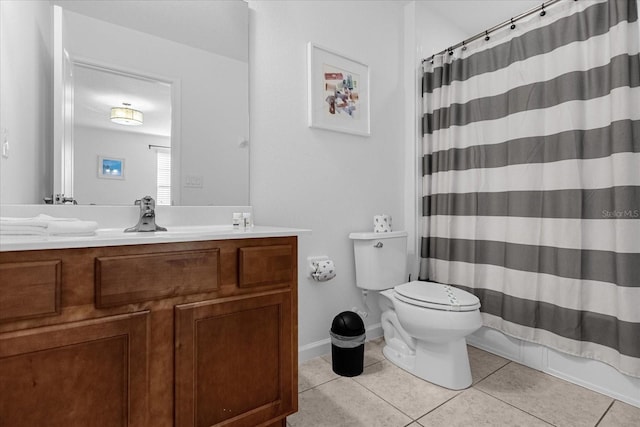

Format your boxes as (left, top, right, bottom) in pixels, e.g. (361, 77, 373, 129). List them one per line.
(330, 311, 366, 377)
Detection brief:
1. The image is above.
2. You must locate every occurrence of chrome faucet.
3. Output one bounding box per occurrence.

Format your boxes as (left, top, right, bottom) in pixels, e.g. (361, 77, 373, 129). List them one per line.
(124, 196, 167, 232)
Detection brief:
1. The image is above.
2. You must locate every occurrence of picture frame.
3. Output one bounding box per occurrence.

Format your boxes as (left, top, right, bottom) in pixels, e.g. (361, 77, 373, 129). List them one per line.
(97, 155, 125, 180)
(307, 43, 370, 136)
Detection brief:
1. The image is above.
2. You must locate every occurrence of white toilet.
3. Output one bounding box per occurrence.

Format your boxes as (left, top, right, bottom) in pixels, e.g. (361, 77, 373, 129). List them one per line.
(349, 231, 482, 390)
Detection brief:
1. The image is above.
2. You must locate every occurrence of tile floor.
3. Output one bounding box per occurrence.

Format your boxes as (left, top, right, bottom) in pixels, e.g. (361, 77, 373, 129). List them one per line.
(288, 339, 640, 427)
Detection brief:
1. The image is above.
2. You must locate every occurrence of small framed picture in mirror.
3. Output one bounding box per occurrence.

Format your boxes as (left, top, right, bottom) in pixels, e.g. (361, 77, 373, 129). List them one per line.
(98, 156, 125, 180)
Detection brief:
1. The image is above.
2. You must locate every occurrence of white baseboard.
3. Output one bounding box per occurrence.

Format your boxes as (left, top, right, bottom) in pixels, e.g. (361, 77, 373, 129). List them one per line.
(298, 323, 383, 364)
(467, 327, 640, 409)
(298, 338, 331, 363)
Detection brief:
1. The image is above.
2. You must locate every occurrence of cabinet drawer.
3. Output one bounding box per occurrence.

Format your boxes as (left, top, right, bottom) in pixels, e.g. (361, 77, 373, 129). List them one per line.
(238, 245, 294, 289)
(0, 260, 61, 323)
(95, 249, 220, 308)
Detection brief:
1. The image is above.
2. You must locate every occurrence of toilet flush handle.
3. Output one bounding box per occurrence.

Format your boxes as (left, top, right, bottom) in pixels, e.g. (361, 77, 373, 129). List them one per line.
(374, 242, 383, 248)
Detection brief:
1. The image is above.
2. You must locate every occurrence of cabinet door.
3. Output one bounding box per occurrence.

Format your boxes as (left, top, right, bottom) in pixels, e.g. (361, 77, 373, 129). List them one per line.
(175, 290, 294, 427)
(0, 312, 149, 427)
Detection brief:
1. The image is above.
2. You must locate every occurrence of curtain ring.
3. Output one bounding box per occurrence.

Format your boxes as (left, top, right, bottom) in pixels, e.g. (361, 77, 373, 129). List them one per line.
(430, 54, 434, 64)
(461, 41, 467, 51)
(484, 31, 490, 41)
(540, 4, 546, 16)
(510, 18, 516, 30)
(448, 47, 454, 56)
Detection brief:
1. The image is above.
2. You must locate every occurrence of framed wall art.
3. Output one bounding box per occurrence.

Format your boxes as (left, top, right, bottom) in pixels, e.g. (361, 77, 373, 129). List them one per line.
(307, 43, 370, 136)
(98, 155, 125, 179)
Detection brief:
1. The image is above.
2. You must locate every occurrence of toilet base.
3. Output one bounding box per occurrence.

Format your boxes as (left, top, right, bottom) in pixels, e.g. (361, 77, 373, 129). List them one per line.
(382, 337, 473, 390)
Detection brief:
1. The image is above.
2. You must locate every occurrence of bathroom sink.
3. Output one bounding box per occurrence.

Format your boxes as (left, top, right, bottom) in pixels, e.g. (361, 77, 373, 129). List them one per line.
(96, 225, 236, 237)
(155, 225, 234, 234)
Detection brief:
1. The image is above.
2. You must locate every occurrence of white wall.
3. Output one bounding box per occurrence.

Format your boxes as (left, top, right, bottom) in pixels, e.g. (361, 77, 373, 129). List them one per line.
(54, 0, 248, 63)
(249, 0, 407, 356)
(422, 0, 540, 43)
(402, 1, 470, 281)
(0, 0, 52, 204)
(73, 126, 167, 205)
(247, 0, 518, 359)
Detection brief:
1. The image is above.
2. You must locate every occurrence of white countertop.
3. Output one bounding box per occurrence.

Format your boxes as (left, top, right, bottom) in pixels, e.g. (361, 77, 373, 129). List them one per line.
(0, 225, 311, 252)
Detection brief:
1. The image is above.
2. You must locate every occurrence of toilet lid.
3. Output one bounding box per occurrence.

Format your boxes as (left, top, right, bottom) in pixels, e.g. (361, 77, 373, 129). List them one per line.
(394, 281, 480, 312)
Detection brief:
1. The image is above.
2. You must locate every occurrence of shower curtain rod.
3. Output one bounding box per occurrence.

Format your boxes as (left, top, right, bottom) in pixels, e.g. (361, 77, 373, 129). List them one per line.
(423, 0, 564, 62)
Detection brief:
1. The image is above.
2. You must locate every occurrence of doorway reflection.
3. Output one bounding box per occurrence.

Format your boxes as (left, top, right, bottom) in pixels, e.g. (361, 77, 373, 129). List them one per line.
(72, 64, 172, 205)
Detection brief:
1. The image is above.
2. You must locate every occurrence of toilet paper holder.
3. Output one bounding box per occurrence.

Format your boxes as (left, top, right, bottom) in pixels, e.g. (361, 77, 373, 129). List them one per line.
(308, 256, 336, 282)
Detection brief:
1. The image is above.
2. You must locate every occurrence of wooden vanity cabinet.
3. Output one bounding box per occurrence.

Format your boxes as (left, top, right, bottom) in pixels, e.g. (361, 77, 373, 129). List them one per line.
(175, 290, 294, 427)
(0, 236, 298, 427)
(0, 312, 150, 427)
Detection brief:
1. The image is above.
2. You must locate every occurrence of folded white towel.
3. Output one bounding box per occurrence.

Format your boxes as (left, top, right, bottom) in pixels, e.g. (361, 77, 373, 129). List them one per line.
(0, 226, 48, 235)
(0, 214, 98, 236)
(1, 216, 52, 228)
(48, 220, 98, 236)
(1, 214, 81, 224)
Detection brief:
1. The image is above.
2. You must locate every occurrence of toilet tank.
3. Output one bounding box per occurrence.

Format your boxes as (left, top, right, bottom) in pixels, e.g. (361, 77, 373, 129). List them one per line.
(349, 231, 408, 290)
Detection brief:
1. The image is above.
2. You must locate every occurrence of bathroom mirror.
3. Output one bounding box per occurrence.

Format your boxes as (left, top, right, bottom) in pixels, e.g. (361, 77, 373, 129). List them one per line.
(3, 0, 249, 206)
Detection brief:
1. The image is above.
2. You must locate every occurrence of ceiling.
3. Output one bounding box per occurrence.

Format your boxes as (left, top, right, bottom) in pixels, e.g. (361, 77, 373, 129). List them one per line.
(53, 0, 248, 62)
(73, 64, 172, 138)
(425, 0, 542, 38)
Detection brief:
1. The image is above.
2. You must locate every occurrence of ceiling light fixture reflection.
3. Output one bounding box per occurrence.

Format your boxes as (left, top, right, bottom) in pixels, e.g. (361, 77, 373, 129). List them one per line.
(110, 103, 143, 126)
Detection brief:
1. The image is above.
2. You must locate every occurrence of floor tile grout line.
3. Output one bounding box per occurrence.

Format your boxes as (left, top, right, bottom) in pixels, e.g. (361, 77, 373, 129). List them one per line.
(308, 352, 514, 421)
(469, 359, 511, 386)
(347, 369, 419, 422)
(318, 354, 467, 423)
(409, 390, 463, 422)
(502, 358, 624, 401)
(298, 375, 341, 394)
(358, 389, 415, 422)
(299, 352, 385, 394)
(476, 359, 620, 426)
(360, 358, 487, 423)
(352, 358, 481, 422)
(297, 352, 631, 426)
(594, 400, 616, 427)
(354, 357, 525, 423)
(472, 386, 557, 426)
(297, 355, 342, 393)
(472, 360, 513, 386)
(295, 369, 413, 426)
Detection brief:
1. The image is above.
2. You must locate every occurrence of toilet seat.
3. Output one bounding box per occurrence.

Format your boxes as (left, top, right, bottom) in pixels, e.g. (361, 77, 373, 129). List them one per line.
(394, 281, 480, 312)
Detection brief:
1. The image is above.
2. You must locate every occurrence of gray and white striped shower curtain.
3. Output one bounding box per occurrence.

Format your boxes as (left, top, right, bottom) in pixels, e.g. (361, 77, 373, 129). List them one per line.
(420, 0, 640, 377)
